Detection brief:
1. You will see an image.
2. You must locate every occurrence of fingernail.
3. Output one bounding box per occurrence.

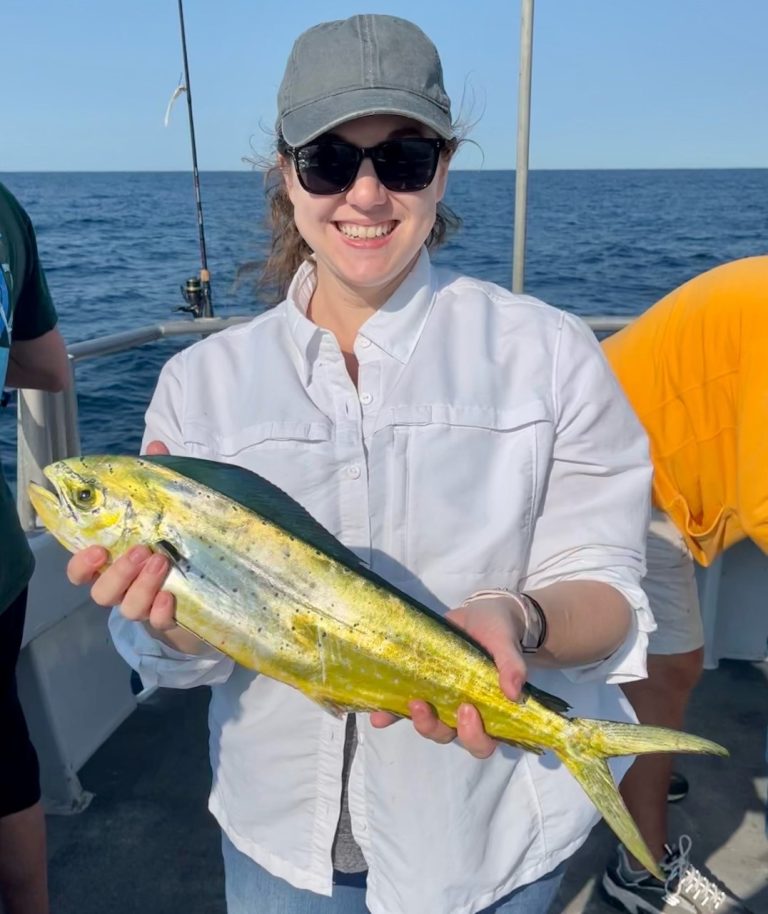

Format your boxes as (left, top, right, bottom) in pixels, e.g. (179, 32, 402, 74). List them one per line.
(128, 546, 150, 564)
(458, 704, 473, 723)
(146, 554, 167, 573)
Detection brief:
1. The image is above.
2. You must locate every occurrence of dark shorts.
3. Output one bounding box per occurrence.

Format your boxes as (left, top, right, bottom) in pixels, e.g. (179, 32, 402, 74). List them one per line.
(0, 588, 41, 817)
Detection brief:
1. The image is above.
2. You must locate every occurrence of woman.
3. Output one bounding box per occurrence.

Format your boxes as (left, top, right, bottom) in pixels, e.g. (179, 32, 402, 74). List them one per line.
(67, 15, 653, 914)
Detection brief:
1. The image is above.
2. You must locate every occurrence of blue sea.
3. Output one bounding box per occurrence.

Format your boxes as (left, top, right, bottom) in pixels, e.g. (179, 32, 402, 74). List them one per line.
(1, 168, 767, 483)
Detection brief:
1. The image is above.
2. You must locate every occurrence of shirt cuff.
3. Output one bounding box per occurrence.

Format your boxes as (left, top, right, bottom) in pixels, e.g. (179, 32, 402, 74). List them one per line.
(108, 608, 236, 689)
(559, 579, 656, 685)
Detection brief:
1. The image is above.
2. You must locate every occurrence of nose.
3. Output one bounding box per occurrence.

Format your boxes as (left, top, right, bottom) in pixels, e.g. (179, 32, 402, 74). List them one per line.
(345, 156, 387, 208)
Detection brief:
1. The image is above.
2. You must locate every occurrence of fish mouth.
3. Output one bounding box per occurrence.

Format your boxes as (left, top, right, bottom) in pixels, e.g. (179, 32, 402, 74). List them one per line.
(28, 473, 82, 551)
(27, 482, 60, 527)
(28, 480, 62, 529)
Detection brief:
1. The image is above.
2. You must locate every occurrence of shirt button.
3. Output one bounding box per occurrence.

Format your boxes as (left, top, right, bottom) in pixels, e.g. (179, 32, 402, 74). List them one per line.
(359, 337, 371, 349)
(360, 392, 373, 405)
(346, 465, 361, 479)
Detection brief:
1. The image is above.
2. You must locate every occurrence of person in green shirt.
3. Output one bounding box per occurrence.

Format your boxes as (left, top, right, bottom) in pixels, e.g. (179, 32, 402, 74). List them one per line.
(0, 181, 68, 914)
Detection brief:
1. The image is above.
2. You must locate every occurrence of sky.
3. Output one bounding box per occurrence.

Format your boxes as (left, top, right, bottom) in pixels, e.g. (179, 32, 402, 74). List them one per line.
(3, 0, 768, 172)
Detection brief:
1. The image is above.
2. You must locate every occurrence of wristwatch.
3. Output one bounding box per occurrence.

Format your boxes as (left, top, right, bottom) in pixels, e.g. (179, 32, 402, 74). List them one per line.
(513, 591, 548, 653)
(462, 589, 548, 654)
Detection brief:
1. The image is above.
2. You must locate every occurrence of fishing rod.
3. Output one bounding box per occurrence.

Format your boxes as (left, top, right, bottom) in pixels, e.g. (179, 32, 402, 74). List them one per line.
(174, 0, 213, 318)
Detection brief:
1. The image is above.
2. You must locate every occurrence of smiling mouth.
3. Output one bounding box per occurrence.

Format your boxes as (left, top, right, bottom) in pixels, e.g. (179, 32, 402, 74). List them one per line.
(335, 221, 398, 240)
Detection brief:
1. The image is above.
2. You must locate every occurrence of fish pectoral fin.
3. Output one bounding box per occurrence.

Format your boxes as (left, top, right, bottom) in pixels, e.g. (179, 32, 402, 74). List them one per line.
(153, 539, 192, 577)
(153, 539, 237, 603)
(522, 682, 571, 715)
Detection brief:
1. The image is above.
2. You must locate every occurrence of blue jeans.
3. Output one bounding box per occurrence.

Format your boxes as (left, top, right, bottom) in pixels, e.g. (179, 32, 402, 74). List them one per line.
(222, 833, 566, 914)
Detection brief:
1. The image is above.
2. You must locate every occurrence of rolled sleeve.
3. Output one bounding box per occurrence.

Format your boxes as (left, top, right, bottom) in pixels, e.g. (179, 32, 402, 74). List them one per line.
(521, 313, 655, 684)
(108, 608, 235, 690)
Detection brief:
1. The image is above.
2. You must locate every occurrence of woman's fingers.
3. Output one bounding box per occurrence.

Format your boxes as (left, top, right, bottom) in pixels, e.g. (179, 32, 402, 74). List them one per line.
(117, 551, 171, 621)
(87, 545, 149, 608)
(143, 439, 170, 456)
(83, 545, 172, 629)
(409, 700, 456, 744)
(66, 545, 108, 586)
(369, 710, 400, 728)
(370, 700, 498, 758)
(147, 589, 178, 631)
(455, 704, 497, 759)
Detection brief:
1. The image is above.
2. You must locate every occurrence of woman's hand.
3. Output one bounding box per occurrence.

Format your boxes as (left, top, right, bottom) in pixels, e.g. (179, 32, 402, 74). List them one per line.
(369, 595, 527, 758)
(67, 541, 177, 629)
(65, 440, 203, 652)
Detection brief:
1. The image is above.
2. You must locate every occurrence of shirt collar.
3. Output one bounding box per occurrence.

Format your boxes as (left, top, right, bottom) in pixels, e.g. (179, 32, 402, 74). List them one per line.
(358, 247, 436, 364)
(281, 248, 437, 384)
(282, 261, 323, 386)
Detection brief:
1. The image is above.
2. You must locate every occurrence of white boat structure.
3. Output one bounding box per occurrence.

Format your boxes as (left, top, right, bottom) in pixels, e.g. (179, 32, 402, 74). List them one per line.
(9, 1, 768, 910)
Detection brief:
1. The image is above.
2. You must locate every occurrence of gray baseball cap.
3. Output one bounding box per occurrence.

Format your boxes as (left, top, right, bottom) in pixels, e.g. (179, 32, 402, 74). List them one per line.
(277, 15, 453, 147)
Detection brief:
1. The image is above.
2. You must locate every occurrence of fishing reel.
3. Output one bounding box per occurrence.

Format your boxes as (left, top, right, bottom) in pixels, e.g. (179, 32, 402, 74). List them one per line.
(177, 275, 209, 318)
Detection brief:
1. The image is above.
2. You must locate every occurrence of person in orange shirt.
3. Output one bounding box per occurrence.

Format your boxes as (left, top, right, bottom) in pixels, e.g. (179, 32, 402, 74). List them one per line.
(599, 256, 766, 913)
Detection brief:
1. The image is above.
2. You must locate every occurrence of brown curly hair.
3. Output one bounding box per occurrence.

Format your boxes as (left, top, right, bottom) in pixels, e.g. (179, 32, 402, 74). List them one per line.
(248, 135, 462, 302)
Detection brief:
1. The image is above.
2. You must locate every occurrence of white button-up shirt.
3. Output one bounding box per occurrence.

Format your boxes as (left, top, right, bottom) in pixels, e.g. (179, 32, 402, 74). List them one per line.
(111, 249, 653, 914)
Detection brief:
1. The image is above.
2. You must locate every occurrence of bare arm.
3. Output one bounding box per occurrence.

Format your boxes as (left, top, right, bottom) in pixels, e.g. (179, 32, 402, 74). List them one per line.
(6, 327, 69, 392)
(526, 580, 632, 667)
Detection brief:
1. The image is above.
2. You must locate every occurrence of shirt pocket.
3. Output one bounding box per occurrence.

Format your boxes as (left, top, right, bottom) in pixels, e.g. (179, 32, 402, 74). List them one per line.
(182, 420, 334, 499)
(380, 402, 553, 576)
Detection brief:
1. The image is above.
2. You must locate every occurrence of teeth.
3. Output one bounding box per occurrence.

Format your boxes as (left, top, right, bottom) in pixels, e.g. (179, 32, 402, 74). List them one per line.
(338, 222, 395, 239)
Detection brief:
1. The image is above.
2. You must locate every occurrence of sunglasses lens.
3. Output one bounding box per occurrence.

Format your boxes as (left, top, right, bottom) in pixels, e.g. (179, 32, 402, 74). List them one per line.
(374, 139, 440, 191)
(295, 143, 359, 194)
(293, 138, 442, 195)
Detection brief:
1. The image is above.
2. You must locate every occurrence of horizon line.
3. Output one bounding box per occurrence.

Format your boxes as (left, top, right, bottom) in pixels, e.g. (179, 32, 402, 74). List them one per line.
(2, 165, 768, 175)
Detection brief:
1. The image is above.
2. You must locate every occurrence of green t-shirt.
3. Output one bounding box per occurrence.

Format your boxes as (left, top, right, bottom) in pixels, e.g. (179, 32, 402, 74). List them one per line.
(0, 181, 59, 612)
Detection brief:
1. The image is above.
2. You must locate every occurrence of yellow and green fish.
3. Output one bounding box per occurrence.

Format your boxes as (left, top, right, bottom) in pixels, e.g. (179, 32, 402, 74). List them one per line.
(29, 454, 727, 878)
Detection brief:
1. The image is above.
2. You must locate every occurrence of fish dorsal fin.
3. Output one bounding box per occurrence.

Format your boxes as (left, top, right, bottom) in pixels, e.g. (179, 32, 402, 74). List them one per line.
(144, 455, 368, 571)
(142, 456, 528, 665)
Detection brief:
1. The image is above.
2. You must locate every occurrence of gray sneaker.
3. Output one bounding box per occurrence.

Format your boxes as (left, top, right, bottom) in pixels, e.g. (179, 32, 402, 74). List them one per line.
(602, 836, 753, 913)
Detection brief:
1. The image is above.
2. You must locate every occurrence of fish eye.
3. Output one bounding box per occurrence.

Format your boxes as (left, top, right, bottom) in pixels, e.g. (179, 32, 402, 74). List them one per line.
(76, 487, 96, 506)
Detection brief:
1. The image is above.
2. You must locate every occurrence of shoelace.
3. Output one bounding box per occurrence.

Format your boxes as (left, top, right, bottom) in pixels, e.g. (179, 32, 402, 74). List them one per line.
(662, 835, 727, 910)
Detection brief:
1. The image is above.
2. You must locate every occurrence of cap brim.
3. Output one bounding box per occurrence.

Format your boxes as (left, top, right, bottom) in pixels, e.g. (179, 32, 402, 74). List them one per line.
(280, 87, 453, 146)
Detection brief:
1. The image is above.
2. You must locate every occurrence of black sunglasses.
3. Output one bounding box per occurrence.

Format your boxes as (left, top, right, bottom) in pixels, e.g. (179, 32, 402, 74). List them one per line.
(285, 137, 446, 196)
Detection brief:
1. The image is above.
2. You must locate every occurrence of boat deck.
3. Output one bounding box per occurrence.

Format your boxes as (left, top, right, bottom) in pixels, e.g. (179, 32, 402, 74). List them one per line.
(43, 659, 768, 913)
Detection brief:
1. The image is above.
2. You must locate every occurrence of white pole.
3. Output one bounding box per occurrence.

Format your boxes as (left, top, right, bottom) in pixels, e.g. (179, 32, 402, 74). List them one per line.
(512, 0, 535, 294)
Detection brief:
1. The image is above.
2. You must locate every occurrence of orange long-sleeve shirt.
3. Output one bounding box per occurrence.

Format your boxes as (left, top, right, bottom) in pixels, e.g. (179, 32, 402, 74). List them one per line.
(602, 256, 768, 566)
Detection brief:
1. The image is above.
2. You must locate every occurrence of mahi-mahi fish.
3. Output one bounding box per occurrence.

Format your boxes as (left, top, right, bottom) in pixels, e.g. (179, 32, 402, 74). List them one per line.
(28, 454, 727, 878)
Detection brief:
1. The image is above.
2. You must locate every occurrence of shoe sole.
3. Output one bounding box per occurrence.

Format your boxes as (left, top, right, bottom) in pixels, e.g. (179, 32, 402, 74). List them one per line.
(601, 873, 667, 914)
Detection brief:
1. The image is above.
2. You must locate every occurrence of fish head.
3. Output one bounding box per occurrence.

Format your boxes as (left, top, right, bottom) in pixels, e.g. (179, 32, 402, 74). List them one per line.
(28, 455, 163, 557)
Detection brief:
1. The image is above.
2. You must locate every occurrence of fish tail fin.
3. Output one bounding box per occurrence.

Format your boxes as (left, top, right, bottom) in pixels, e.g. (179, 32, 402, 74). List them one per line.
(559, 719, 728, 879)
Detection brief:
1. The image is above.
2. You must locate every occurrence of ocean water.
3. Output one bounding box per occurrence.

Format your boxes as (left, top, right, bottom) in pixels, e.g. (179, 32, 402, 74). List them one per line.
(1, 168, 767, 481)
